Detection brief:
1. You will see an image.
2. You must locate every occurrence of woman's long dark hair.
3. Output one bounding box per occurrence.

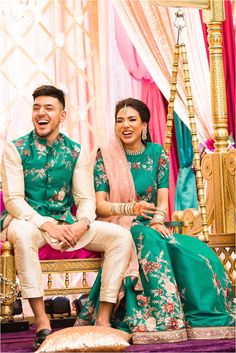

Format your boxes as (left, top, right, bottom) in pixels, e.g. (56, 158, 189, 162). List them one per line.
(115, 98, 152, 144)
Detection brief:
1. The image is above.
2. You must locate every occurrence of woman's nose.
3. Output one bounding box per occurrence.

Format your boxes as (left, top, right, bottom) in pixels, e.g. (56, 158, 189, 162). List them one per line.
(123, 119, 130, 127)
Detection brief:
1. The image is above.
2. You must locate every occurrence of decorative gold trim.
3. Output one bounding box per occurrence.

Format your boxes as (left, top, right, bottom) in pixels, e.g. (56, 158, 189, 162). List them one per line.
(44, 287, 91, 296)
(154, 1, 209, 9)
(40, 258, 101, 273)
(208, 233, 235, 247)
(187, 326, 236, 340)
(132, 328, 187, 344)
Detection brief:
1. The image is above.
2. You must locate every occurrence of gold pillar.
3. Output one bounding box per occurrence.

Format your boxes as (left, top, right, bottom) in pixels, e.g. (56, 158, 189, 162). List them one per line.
(202, 1, 235, 234)
(203, 2, 228, 152)
(0, 241, 17, 321)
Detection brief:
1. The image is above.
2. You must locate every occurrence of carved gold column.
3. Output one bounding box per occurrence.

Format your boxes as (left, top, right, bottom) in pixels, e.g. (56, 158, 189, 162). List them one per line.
(202, 1, 235, 235)
(203, 2, 228, 152)
(0, 241, 17, 321)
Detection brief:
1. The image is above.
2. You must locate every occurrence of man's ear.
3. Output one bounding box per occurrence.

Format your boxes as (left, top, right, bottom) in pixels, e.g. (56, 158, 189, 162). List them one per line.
(60, 110, 66, 122)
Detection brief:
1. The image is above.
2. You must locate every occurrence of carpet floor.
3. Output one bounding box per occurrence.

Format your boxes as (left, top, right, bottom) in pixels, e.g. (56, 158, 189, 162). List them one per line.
(1, 324, 235, 353)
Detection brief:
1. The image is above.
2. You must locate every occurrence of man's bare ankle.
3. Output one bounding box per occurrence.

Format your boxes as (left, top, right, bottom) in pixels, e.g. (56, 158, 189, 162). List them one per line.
(35, 317, 51, 332)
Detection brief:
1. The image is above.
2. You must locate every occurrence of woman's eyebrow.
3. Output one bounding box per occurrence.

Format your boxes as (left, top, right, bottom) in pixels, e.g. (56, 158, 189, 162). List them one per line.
(116, 115, 138, 119)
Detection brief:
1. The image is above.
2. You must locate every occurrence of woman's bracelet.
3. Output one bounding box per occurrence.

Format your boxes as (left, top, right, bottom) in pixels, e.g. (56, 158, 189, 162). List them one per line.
(109, 202, 136, 216)
(150, 207, 167, 226)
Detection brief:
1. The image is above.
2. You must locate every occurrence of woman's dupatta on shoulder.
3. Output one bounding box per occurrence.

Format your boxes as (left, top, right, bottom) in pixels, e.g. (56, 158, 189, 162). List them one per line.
(98, 134, 140, 284)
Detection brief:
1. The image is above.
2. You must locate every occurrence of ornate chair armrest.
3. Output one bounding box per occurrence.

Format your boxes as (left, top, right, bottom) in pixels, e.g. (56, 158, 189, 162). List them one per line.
(164, 221, 183, 234)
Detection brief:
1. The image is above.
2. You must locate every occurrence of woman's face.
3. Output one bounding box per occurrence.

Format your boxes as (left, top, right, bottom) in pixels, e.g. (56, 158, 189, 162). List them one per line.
(115, 106, 147, 149)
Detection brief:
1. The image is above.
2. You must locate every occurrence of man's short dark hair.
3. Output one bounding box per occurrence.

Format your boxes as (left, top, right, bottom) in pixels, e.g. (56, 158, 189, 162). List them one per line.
(32, 85, 66, 109)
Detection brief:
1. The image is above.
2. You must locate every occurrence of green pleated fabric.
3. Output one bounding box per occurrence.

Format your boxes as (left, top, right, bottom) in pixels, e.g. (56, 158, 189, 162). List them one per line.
(174, 112, 198, 211)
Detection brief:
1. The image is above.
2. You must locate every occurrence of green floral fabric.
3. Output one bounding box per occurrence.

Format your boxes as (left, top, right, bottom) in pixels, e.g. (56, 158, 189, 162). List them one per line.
(1, 131, 81, 227)
(78, 142, 234, 333)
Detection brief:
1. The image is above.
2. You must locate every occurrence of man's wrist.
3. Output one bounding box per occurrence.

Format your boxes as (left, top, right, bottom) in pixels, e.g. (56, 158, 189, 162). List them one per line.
(40, 221, 52, 231)
(80, 217, 91, 230)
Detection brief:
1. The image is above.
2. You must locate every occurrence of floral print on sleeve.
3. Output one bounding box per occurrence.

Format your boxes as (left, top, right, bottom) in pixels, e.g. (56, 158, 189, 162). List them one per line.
(94, 149, 109, 192)
(157, 148, 169, 188)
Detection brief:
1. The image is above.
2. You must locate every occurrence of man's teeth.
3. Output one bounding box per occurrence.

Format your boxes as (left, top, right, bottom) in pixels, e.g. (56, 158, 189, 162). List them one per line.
(38, 120, 48, 125)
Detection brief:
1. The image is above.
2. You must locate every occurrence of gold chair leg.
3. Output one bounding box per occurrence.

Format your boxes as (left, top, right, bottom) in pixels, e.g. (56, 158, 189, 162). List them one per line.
(0, 241, 17, 321)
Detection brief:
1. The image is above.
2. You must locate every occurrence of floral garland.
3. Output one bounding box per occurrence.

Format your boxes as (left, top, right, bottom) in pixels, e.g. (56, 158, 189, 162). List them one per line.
(205, 136, 235, 153)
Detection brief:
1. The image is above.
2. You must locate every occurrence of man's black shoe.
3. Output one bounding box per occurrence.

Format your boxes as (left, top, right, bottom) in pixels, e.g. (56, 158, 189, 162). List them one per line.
(33, 328, 52, 351)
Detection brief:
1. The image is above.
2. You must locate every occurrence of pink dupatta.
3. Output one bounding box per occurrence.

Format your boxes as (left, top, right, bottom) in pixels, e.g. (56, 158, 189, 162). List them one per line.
(98, 134, 139, 279)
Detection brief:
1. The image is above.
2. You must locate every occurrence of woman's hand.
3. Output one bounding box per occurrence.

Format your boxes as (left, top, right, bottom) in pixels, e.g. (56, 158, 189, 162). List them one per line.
(133, 201, 157, 219)
(150, 222, 173, 237)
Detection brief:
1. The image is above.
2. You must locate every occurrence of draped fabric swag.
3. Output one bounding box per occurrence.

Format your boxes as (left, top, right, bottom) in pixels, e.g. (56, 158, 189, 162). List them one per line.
(114, 12, 179, 216)
(114, 5, 199, 214)
(113, 0, 213, 143)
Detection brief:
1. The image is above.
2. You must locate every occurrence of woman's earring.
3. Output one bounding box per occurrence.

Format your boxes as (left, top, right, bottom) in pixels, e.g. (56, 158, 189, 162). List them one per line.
(142, 127, 147, 141)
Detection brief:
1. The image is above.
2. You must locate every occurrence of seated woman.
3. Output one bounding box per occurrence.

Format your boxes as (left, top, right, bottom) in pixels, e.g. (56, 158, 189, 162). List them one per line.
(75, 98, 235, 343)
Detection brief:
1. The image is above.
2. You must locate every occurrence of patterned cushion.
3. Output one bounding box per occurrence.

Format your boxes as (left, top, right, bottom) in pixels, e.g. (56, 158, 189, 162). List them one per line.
(36, 326, 131, 352)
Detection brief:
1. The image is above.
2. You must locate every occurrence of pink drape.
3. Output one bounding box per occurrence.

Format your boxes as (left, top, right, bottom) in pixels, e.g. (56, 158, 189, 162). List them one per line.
(222, 1, 235, 141)
(200, 2, 235, 141)
(38, 244, 99, 260)
(115, 14, 178, 218)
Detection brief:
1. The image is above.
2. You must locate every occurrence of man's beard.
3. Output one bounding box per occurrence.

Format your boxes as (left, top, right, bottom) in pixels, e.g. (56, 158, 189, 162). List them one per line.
(35, 127, 53, 139)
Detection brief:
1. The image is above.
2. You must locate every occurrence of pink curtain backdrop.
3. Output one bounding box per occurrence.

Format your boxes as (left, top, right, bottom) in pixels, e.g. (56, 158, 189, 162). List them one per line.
(200, 2, 235, 141)
(115, 14, 178, 218)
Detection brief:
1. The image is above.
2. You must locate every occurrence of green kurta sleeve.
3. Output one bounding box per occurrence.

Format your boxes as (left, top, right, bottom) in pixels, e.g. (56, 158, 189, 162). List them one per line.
(157, 147, 169, 189)
(93, 149, 110, 193)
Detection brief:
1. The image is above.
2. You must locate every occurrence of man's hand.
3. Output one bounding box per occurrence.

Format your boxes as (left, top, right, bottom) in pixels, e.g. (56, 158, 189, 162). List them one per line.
(70, 218, 88, 239)
(40, 221, 78, 248)
(58, 219, 89, 251)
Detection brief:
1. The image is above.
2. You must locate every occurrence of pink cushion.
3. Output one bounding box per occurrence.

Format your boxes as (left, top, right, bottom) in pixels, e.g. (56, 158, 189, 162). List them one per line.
(39, 244, 100, 260)
(0, 192, 100, 260)
(0, 192, 4, 214)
